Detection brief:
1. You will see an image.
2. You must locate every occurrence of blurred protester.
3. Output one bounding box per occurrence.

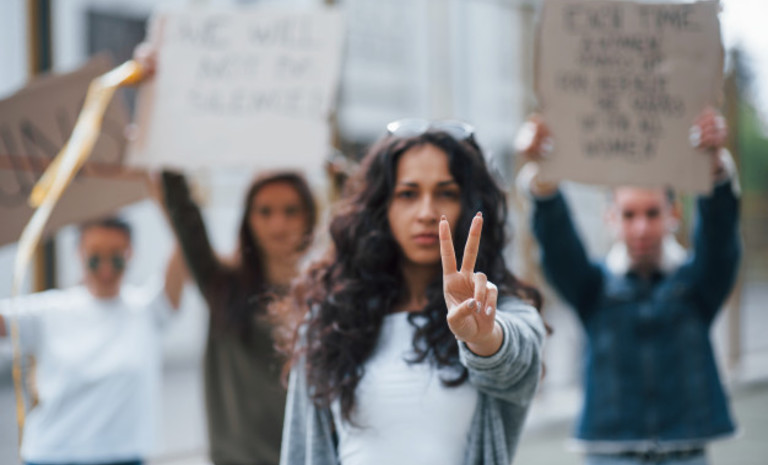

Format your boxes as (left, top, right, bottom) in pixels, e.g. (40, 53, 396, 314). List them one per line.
(0, 217, 186, 465)
(159, 170, 316, 465)
(136, 39, 320, 465)
(516, 108, 740, 465)
(275, 121, 546, 465)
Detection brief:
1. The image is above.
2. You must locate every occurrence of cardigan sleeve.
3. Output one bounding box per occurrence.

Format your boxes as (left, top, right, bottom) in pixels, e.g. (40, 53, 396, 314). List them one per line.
(458, 296, 545, 407)
(279, 354, 339, 465)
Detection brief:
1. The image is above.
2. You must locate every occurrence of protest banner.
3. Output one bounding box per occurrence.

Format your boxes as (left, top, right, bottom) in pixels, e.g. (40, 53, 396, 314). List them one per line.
(535, 0, 723, 193)
(0, 56, 147, 247)
(128, 7, 345, 174)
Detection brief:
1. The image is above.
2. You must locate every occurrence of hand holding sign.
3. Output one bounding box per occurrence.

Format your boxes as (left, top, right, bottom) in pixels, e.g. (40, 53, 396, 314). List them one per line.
(692, 107, 735, 184)
(440, 212, 503, 357)
(536, 0, 724, 193)
(133, 42, 158, 81)
(515, 115, 559, 197)
(691, 107, 727, 151)
(516, 107, 730, 196)
(128, 8, 345, 174)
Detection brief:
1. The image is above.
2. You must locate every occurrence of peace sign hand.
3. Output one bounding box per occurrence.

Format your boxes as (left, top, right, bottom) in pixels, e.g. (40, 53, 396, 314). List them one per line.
(440, 212, 504, 357)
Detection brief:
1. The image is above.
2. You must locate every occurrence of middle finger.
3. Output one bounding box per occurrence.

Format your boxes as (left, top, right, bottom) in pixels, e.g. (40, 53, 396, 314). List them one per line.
(473, 272, 488, 314)
(460, 212, 483, 275)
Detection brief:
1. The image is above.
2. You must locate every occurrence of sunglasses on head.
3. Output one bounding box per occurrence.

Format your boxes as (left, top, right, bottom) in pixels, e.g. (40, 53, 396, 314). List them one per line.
(386, 118, 476, 142)
(87, 254, 126, 272)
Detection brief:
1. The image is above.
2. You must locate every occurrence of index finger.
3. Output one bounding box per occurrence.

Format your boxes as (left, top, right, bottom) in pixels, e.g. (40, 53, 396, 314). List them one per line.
(439, 215, 457, 275)
(460, 212, 483, 275)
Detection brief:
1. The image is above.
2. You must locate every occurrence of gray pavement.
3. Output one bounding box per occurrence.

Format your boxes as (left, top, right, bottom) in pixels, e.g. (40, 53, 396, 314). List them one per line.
(516, 380, 768, 465)
(2, 364, 767, 464)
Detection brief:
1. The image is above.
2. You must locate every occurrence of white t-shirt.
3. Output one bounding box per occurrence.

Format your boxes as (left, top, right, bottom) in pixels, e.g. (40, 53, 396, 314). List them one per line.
(0, 284, 173, 463)
(331, 312, 478, 465)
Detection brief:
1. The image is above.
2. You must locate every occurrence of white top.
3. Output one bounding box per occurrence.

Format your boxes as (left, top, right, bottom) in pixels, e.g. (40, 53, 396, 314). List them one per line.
(1, 284, 174, 463)
(331, 312, 478, 465)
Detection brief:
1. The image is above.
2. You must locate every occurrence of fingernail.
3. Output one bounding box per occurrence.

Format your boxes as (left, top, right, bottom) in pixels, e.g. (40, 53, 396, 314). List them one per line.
(716, 116, 726, 131)
(441, 215, 447, 221)
(541, 137, 554, 155)
(514, 121, 536, 153)
(689, 126, 701, 148)
(485, 305, 493, 316)
(467, 299, 476, 310)
(476, 211, 482, 218)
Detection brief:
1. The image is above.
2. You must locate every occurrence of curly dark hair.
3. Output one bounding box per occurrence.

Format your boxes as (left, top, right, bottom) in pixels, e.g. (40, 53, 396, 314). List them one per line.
(277, 131, 541, 422)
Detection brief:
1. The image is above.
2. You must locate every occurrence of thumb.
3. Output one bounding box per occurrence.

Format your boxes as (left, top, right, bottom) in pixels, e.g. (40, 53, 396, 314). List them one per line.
(447, 298, 479, 328)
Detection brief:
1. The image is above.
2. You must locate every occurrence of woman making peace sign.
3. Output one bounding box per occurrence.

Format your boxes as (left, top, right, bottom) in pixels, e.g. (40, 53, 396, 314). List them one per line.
(276, 121, 546, 465)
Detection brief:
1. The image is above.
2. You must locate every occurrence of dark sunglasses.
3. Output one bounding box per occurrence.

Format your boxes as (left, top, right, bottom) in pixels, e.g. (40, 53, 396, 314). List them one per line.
(87, 254, 126, 272)
(386, 118, 476, 142)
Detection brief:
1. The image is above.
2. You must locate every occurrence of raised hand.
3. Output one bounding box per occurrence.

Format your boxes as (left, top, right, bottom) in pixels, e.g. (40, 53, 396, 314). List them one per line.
(132, 15, 167, 82)
(514, 115, 559, 197)
(440, 212, 503, 356)
(132, 42, 157, 81)
(514, 114, 552, 161)
(691, 107, 727, 151)
(690, 107, 730, 181)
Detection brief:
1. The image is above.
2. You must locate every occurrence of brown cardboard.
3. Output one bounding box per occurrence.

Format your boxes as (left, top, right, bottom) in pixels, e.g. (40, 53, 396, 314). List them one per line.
(535, 0, 724, 193)
(0, 56, 147, 247)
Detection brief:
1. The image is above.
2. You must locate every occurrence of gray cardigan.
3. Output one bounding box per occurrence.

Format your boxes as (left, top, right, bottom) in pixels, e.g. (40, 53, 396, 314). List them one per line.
(279, 296, 546, 465)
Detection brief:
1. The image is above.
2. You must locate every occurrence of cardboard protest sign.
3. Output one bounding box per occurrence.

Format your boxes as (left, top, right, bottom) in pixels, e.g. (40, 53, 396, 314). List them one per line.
(535, 0, 723, 193)
(128, 7, 345, 174)
(0, 56, 147, 247)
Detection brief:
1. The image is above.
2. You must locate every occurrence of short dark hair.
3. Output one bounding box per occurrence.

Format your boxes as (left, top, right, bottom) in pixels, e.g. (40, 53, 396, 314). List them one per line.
(609, 186, 676, 206)
(79, 217, 132, 243)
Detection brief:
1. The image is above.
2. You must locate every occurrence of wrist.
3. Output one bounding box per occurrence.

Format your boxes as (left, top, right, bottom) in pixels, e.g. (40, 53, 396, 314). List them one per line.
(517, 162, 559, 199)
(531, 175, 559, 197)
(465, 321, 504, 357)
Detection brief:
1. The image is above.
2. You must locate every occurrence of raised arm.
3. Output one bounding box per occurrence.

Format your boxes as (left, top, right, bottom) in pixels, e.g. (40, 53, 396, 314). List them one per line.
(516, 117, 603, 317)
(135, 40, 222, 301)
(687, 110, 741, 322)
(159, 170, 224, 298)
(532, 189, 604, 316)
(163, 246, 188, 310)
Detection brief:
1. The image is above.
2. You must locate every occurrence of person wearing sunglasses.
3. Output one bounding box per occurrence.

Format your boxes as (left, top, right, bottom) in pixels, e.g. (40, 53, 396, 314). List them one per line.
(515, 108, 740, 465)
(0, 216, 187, 465)
(273, 120, 547, 465)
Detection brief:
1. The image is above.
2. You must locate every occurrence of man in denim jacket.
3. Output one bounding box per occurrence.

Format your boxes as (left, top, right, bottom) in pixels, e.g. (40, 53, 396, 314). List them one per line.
(516, 109, 740, 465)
